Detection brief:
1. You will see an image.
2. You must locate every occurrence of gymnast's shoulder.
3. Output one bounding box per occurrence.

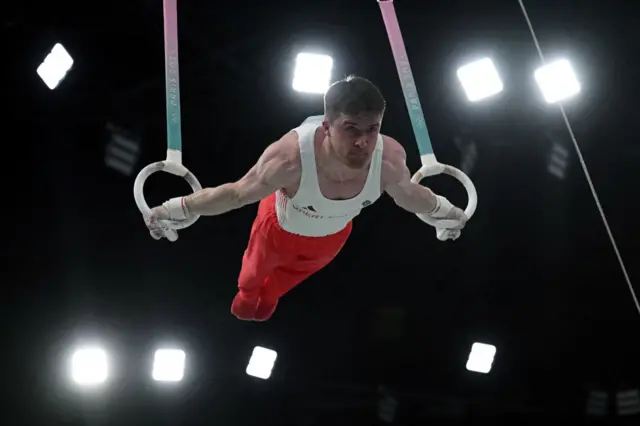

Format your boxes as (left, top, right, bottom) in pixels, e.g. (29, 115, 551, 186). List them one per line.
(381, 134, 408, 167)
(255, 130, 302, 179)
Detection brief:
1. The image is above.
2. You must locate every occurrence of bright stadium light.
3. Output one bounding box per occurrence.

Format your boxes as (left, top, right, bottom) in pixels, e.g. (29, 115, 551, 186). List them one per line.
(246, 346, 277, 380)
(456, 57, 503, 102)
(152, 349, 186, 382)
(465, 342, 496, 374)
(292, 52, 333, 94)
(37, 43, 74, 90)
(534, 58, 581, 103)
(70, 347, 109, 386)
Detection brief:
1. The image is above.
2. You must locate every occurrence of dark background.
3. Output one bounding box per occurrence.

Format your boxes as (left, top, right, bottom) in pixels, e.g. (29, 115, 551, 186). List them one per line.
(5, 0, 639, 423)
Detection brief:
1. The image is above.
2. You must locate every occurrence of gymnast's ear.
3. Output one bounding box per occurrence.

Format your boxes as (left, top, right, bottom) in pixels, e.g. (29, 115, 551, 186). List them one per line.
(322, 119, 330, 135)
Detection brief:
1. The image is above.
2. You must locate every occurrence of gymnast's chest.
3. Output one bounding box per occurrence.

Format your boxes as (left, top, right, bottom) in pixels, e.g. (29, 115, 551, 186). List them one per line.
(285, 172, 377, 215)
(316, 172, 370, 201)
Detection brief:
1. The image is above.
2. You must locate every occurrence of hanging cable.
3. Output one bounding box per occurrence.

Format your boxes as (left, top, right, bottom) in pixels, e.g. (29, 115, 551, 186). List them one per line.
(517, 0, 639, 316)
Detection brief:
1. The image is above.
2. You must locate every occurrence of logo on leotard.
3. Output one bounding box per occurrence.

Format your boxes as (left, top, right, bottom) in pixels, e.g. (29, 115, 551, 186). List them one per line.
(362, 200, 372, 207)
(305, 206, 316, 212)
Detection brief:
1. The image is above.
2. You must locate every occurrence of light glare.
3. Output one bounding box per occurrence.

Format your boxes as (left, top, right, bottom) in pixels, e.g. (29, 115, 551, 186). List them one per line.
(292, 52, 333, 94)
(534, 59, 581, 103)
(457, 57, 503, 102)
(152, 349, 186, 382)
(71, 347, 109, 385)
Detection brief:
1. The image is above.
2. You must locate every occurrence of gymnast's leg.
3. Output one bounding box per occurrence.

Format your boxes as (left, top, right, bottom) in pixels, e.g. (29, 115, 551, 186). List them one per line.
(253, 222, 352, 321)
(231, 197, 282, 321)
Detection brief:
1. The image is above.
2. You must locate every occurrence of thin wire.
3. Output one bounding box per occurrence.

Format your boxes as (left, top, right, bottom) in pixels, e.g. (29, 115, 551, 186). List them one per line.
(518, 0, 640, 317)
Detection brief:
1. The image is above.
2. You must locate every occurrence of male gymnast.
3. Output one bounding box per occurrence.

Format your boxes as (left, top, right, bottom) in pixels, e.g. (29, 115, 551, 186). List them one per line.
(145, 75, 467, 321)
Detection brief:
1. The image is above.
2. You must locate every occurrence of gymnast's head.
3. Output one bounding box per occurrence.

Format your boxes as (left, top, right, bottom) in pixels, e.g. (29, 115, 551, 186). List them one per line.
(322, 75, 386, 169)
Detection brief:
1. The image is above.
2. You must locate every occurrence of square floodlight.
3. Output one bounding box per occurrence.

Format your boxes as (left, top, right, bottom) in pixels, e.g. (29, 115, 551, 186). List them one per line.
(534, 59, 580, 103)
(152, 349, 186, 382)
(71, 347, 108, 385)
(37, 43, 74, 90)
(246, 346, 277, 380)
(292, 52, 333, 94)
(457, 57, 503, 102)
(465, 342, 496, 374)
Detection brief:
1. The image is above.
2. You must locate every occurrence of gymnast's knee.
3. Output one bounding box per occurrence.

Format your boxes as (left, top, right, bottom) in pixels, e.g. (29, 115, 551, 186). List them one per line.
(237, 257, 268, 293)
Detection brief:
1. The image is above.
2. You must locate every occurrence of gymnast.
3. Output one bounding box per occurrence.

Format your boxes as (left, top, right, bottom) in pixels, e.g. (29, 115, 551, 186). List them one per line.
(145, 76, 467, 321)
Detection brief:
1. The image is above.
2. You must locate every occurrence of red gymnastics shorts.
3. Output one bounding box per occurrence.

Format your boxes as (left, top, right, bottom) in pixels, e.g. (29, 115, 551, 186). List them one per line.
(231, 193, 352, 321)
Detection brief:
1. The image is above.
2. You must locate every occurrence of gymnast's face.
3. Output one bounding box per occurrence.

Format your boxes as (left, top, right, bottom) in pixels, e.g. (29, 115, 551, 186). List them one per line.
(323, 113, 382, 169)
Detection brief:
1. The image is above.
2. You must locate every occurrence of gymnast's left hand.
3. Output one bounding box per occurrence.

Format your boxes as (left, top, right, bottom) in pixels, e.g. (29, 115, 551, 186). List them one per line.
(427, 194, 468, 230)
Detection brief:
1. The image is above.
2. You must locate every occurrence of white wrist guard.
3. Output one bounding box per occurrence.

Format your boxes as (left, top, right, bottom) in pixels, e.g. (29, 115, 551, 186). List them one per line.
(162, 197, 191, 221)
(428, 195, 454, 219)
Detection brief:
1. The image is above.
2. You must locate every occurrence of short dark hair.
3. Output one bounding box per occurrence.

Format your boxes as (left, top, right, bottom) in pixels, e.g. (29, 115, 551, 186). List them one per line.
(324, 75, 386, 122)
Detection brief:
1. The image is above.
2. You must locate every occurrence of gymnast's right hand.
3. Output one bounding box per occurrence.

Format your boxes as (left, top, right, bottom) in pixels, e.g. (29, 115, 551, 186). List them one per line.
(144, 196, 189, 241)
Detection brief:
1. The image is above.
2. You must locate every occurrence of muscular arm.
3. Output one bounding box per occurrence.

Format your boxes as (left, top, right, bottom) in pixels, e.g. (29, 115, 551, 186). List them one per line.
(183, 133, 300, 216)
(382, 136, 438, 214)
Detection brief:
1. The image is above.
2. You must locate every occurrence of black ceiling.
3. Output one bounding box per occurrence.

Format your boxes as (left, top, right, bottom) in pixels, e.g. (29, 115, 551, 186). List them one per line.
(5, 0, 640, 423)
